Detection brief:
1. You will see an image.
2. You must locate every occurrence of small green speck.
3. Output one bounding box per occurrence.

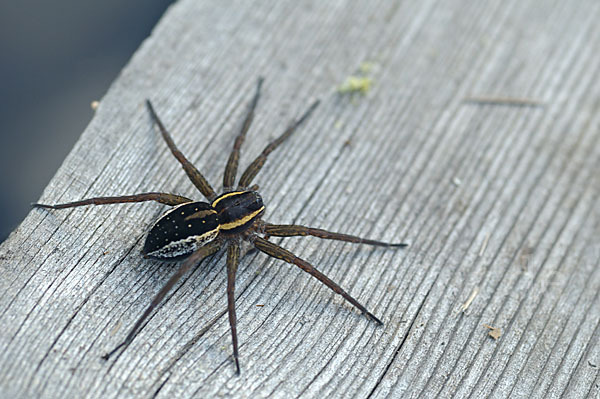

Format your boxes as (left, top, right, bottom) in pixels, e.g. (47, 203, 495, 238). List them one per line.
(359, 61, 375, 74)
(338, 76, 372, 95)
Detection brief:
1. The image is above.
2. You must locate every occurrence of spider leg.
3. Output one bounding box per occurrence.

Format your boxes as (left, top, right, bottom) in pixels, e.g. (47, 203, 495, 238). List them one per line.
(146, 100, 217, 201)
(32, 192, 192, 209)
(238, 99, 320, 188)
(262, 223, 408, 247)
(223, 78, 264, 190)
(102, 240, 222, 361)
(251, 235, 383, 325)
(226, 241, 241, 374)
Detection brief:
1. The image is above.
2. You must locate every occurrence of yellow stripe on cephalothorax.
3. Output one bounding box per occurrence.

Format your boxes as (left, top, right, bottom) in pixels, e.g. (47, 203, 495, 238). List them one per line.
(211, 191, 246, 208)
(219, 206, 265, 230)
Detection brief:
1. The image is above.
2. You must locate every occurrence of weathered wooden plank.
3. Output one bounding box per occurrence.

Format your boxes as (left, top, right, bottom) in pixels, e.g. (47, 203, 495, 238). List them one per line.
(1, 0, 599, 398)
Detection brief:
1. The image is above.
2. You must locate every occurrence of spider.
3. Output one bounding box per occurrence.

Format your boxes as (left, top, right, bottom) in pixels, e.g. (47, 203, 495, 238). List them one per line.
(33, 78, 407, 374)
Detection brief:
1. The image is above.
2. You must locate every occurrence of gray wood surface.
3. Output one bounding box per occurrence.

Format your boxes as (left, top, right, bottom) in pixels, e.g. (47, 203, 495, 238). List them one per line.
(1, 0, 599, 397)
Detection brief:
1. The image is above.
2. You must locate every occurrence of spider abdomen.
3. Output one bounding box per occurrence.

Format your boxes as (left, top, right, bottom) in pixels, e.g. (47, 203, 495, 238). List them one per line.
(143, 202, 219, 260)
(212, 191, 265, 233)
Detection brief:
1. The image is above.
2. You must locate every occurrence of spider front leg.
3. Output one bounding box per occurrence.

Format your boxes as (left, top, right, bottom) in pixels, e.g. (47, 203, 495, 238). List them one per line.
(261, 223, 408, 247)
(32, 192, 192, 209)
(146, 100, 218, 201)
(223, 78, 263, 190)
(238, 99, 320, 188)
(251, 235, 383, 325)
(226, 241, 241, 374)
(102, 240, 222, 360)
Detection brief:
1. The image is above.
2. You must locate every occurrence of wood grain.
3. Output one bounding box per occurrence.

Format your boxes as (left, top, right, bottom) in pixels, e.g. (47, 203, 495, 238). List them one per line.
(1, 0, 599, 398)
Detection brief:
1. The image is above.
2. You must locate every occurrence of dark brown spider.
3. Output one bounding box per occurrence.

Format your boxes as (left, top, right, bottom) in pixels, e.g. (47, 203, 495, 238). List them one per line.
(33, 78, 407, 374)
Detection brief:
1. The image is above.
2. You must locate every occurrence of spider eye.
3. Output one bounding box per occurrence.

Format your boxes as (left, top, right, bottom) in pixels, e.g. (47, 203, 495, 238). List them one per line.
(252, 192, 264, 207)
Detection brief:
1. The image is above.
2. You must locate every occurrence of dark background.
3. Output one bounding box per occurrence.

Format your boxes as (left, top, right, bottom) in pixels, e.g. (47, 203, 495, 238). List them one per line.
(0, 0, 175, 242)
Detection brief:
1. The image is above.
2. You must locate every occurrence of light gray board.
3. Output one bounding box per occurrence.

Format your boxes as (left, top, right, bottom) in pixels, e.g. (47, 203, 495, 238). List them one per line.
(1, 0, 599, 398)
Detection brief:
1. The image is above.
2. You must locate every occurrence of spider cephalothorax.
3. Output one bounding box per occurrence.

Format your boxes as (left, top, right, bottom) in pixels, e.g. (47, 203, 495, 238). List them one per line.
(34, 78, 407, 374)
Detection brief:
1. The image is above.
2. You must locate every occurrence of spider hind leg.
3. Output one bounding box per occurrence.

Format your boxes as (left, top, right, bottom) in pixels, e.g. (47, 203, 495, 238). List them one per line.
(32, 192, 192, 209)
(223, 78, 264, 190)
(261, 223, 408, 247)
(251, 235, 383, 325)
(226, 242, 242, 374)
(146, 100, 217, 201)
(238, 99, 320, 188)
(102, 240, 221, 361)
